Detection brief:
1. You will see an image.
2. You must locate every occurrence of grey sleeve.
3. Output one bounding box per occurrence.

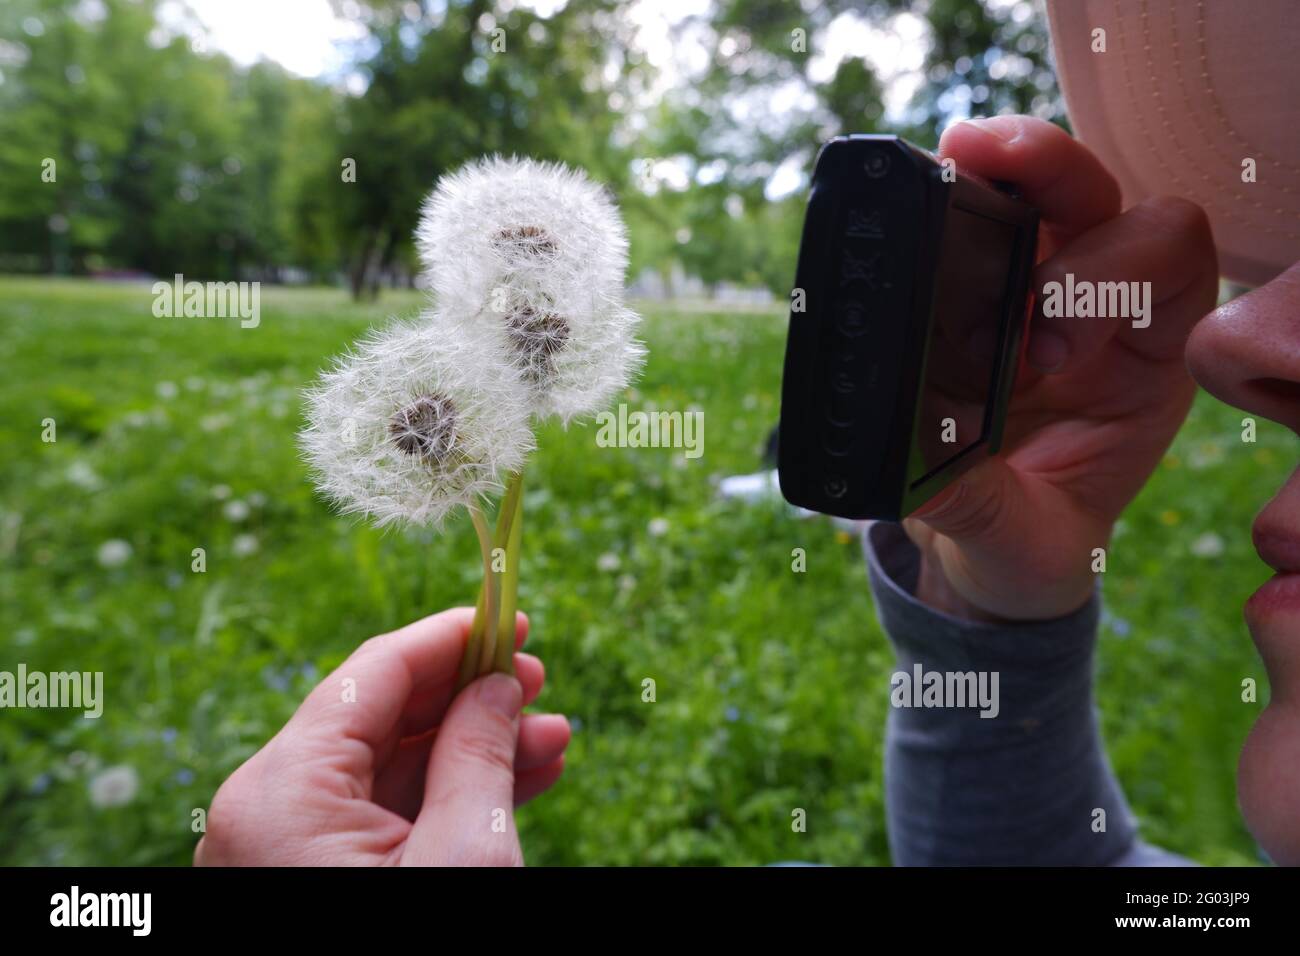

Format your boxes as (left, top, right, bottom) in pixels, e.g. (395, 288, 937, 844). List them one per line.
(864, 521, 1195, 867)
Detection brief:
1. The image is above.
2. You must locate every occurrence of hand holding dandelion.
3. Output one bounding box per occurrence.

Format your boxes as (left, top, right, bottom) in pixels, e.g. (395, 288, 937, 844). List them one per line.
(302, 156, 642, 690)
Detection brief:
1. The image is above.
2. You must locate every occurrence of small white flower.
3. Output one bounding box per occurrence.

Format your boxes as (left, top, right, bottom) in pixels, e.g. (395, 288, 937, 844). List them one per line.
(97, 539, 132, 567)
(155, 380, 178, 400)
(223, 500, 250, 522)
(232, 533, 259, 556)
(246, 491, 267, 508)
(300, 321, 535, 528)
(1191, 532, 1225, 558)
(648, 517, 669, 537)
(89, 765, 139, 808)
(1189, 443, 1225, 470)
(210, 484, 232, 501)
(418, 156, 643, 423)
(66, 461, 102, 491)
(597, 552, 620, 572)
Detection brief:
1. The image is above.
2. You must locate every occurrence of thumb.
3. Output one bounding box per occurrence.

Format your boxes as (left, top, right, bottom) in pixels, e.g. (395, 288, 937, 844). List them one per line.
(404, 673, 524, 866)
(907, 456, 1021, 543)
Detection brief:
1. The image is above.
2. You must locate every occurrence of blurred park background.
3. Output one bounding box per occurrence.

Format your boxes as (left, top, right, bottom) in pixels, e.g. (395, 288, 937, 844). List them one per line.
(0, 0, 1286, 865)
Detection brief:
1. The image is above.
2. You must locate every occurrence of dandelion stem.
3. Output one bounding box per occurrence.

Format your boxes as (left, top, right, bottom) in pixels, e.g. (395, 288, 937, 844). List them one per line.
(459, 504, 498, 690)
(456, 578, 488, 692)
(492, 471, 525, 674)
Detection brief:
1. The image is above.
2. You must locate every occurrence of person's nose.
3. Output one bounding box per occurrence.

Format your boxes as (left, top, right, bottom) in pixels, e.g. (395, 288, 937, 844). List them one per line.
(1186, 261, 1300, 434)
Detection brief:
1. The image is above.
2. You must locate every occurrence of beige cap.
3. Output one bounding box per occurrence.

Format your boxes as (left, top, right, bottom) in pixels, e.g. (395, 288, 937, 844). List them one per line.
(1045, 0, 1300, 286)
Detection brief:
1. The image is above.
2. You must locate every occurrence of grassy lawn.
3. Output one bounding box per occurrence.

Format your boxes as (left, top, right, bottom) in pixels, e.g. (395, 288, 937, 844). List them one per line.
(0, 276, 1289, 865)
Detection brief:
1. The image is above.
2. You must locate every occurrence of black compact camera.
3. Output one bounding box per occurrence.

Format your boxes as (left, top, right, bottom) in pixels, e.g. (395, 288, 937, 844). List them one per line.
(777, 135, 1039, 521)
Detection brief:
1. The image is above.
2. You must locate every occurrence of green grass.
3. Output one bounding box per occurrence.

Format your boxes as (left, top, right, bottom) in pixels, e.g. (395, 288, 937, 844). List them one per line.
(0, 276, 1290, 866)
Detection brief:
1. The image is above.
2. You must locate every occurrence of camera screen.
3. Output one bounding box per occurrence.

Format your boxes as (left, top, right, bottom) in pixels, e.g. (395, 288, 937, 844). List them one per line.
(908, 205, 1020, 487)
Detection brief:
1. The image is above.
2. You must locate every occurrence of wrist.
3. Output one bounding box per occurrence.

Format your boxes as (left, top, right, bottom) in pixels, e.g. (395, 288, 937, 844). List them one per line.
(914, 554, 1018, 626)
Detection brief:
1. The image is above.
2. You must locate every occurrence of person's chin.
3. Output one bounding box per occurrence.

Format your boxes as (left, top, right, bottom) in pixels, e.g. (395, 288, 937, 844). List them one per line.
(1237, 689, 1300, 866)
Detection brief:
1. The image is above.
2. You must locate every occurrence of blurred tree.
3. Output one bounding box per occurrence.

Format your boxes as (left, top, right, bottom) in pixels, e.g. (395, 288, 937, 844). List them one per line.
(0, 0, 337, 280)
(633, 0, 1060, 295)
(0, 0, 1059, 294)
(326, 0, 647, 298)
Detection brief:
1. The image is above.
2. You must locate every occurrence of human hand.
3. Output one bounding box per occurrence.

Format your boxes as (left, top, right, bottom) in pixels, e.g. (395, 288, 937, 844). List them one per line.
(194, 608, 570, 866)
(905, 115, 1219, 623)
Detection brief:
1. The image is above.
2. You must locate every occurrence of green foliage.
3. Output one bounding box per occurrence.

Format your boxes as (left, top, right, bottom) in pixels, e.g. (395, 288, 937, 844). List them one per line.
(0, 0, 339, 279)
(0, 278, 1284, 866)
(0, 0, 1063, 296)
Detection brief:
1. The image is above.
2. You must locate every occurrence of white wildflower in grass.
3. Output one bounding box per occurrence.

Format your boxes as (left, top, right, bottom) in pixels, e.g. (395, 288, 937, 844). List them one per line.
(89, 765, 139, 808)
(97, 539, 132, 568)
(300, 321, 534, 530)
(1191, 532, 1225, 558)
(417, 156, 644, 423)
(232, 533, 259, 557)
(222, 500, 250, 522)
(66, 461, 102, 491)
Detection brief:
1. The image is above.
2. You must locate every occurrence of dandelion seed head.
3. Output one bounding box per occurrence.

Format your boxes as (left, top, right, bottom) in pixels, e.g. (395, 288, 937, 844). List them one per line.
(418, 156, 627, 312)
(418, 156, 644, 424)
(300, 320, 535, 529)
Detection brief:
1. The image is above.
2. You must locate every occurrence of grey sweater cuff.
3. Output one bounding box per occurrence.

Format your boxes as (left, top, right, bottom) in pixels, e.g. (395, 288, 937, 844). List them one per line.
(864, 520, 1150, 866)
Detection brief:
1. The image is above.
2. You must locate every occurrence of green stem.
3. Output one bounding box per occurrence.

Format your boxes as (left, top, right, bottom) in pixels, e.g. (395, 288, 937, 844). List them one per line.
(455, 578, 487, 693)
(493, 471, 525, 674)
(458, 504, 497, 691)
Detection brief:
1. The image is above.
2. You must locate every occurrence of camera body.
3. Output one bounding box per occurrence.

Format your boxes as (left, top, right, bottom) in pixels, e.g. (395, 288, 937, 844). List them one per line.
(777, 135, 1039, 521)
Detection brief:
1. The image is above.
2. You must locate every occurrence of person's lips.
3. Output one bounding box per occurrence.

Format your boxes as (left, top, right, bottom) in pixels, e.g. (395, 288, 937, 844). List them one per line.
(1247, 479, 1300, 623)
(1253, 518, 1300, 574)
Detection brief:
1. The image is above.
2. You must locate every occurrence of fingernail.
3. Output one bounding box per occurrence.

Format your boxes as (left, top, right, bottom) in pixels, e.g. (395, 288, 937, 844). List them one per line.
(477, 673, 522, 717)
(1028, 330, 1070, 372)
(962, 116, 1017, 143)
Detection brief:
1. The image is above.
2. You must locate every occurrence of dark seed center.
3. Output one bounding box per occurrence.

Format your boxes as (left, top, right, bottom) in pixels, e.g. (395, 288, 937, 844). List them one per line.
(491, 225, 558, 260)
(389, 394, 457, 462)
(506, 307, 570, 380)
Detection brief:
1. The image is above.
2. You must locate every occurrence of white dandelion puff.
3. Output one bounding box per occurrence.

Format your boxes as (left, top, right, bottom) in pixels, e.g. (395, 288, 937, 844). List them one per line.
(232, 533, 259, 556)
(222, 500, 250, 522)
(299, 320, 535, 528)
(417, 156, 643, 423)
(417, 155, 627, 312)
